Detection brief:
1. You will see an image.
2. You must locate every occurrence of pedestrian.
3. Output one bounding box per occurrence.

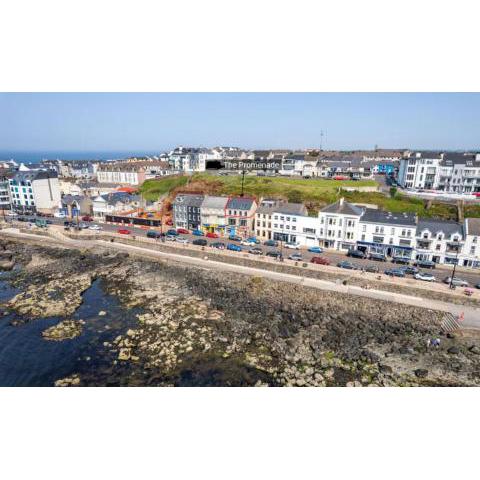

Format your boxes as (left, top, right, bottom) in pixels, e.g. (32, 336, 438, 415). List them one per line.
(427, 338, 431, 348)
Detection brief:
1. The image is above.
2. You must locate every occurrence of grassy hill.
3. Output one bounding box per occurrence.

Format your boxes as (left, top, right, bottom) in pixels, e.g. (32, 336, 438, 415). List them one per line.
(139, 173, 480, 220)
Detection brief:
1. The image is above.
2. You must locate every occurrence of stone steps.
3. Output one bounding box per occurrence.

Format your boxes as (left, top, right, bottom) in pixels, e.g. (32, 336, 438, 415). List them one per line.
(441, 312, 461, 332)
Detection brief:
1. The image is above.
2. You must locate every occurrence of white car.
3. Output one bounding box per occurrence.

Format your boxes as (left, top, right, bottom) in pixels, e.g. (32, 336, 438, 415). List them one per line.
(176, 236, 189, 244)
(6, 211, 17, 217)
(284, 242, 300, 250)
(89, 224, 102, 231)
(414, 272, 435, 282)
(241, 240, 256, 246)
(54, 211, 66, 218)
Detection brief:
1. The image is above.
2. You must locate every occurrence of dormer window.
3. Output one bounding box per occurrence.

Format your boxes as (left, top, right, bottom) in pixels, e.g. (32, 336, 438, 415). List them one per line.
(437, 234, 443, 240)
(422, 231, 429, 239)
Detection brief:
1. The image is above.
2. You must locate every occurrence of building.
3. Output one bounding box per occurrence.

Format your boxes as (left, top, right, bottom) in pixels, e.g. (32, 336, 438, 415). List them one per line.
(318, 199, 364, 250)
(397, 152, 480, 192)
(96, 161, 171, 185)
(169, 147, 206, 172)
(8, 166, 61, 214)
(92, 192, 142, 219)
(172, 194, 204, 230)
(254, 199, 282, 240)
(459, 218, 480, 268)
(415, 219, 465, 265)
(200, 196, 229, 234)
(270, 203, 308, 243)
(225, 197, 257, 237)
(59, 194, 93, 218)
(357, 209, 417, 259)
(0, 170, 12, 212)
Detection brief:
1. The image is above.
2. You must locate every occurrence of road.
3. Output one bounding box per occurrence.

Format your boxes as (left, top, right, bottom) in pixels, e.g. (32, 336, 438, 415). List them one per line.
(7, 213, 480, 287)
(2, 226, 480, 330)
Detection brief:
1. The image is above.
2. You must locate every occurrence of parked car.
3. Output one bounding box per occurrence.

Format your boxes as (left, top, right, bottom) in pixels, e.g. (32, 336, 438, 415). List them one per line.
(288, 253, 303, 261)
(365, 264, 379, 273)
(311, 256, 330, 265)
(241, 239, 256, 246)
(211, 242, 226, 249)
(384, 268, 406, 277)
(415, 260, 436, 269)
(347, 249, 366, 259)
(45, 220, 53, 225)
(192, 238, 207, 246)
(146, 230, 162, 239)
(176, 228, 190, 234)
(246, 237, 260, 244)
(337, 261, 357, 270)
(166, 235, 177, 241)
(264, 239, 279, 247)
(476, 284, 480, 289)
(82, 215, 93, 222)
(78, 222, 89, 229)
(414, 272, 436, 282)
(176, 236, 189, 244)
(192, 229, 204, 236)
(249, 247, 263, 255)
(206, 232, 219, 239)
(308, 246, 323, 254)
(443, 276, 469, 287)
(392, 256, 410, 265)
(89, 224, 102, 231)
(117, 229, 131, 235)
(400, 265, 419, 275)
(6, 211, 17, 217)
(369, 253, 387, 262)
(54, 211, 66, 218)
(266, 250, 282, 259)
(166, 229, 179, 236)
(284, 242, 300, 250)
(229, 234, 242, 242)
(17, 217, 27, 222)
(227, 243, 242, 252)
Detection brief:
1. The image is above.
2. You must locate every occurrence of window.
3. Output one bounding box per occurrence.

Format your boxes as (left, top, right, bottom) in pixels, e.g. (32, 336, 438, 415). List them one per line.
(391, 228, 395, 235)
(286, 217, 290, 221)
(239, 219, 247, 227)
(473, 237, 478, 244)
(292, 217, 296, 222)
(372, 236, 384, 244)
(274, 224, 278, 228)
(436, 244, 441, 251)
(274, 215, 278, 220)
(280, 216, 284, 221)
(361, 234, 365, 241)
(292, 226, 296, 231)
(470, 246, 476, 255)
(437, 234, 443, 240)
(256, 221, 260, 227)
(362, 224, 366, 232)
(338, 230, 341, 238)
(228, 218, 236, 226)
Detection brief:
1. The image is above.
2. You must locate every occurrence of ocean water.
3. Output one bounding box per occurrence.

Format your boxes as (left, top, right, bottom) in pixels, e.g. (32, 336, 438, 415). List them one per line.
(0, 150, 169, 163)
(0, 278, 139, 386)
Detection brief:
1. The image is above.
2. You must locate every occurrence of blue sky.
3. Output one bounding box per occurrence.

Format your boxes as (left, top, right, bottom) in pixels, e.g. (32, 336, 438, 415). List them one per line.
(1, 93, 479, 154)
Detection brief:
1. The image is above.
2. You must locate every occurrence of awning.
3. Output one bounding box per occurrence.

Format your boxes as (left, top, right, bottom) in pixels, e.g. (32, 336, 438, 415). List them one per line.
(357, 241, 413, 251)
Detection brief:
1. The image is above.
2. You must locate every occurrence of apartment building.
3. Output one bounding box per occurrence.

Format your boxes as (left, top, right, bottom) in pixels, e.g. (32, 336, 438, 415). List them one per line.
(8, 167, 61, 214)
(169, 147, 206, 172)
(397, 152, 480, 192)
(270, 203, 308, 243)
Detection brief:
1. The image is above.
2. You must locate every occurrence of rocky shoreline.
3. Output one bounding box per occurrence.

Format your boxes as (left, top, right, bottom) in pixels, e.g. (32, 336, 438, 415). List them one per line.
(1, 237, 480, 387)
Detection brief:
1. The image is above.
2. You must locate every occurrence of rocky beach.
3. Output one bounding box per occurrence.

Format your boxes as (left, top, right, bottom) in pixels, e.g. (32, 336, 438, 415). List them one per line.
(1, 237, 480, 387)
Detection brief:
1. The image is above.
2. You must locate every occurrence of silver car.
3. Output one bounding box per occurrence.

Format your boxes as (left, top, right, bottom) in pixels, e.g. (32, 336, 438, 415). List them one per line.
(443, 276, 469, 287)
(414, 272, 435, 282)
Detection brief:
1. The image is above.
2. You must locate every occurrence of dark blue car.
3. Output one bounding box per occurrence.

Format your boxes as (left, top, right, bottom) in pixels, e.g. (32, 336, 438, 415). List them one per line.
(166, 229, 179, 236)
(227, 243, 242, 252)
(192, 229, 204, 236)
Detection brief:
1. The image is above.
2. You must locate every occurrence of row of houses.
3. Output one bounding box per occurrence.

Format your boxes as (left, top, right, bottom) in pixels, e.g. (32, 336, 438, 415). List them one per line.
(172, 193, 480, 268)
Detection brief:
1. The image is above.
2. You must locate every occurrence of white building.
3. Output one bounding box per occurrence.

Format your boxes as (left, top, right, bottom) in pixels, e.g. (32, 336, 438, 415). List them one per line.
(96, 161, 171, 185)
(92, 192, 142, 219)
(270, 203, 309, 244)
(357, 209, 417, 259)
(8, 166, 61, 214)
(397, 152, 480, 192)
(318, 199, 364, 250)
(463, 218, 480, 268)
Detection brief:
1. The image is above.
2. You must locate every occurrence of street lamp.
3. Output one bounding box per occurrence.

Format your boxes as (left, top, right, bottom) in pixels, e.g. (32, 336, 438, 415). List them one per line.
(449, 240, 461, 289)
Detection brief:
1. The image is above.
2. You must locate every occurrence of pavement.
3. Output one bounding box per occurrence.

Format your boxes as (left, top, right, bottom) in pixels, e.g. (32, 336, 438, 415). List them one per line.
(2, 226, 480, 330)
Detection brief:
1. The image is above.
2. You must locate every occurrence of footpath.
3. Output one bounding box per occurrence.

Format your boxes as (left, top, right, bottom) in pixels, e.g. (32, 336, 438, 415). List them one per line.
(1, 227, 480, 331)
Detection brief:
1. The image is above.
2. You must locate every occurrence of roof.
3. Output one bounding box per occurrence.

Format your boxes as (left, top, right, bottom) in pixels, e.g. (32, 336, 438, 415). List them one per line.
(274, 202, 307, 216)
(173, 193, 205, 208)
(466, 218, 480, 237)
(361, 208, 417, 226)
(226, 197, 256, 211)
(61, 194, 84, 206)
(440, 153, 479, 166)
(201, 195, 229, 210)
(418, 219, 464, 237)
(321, 199, 363, 216)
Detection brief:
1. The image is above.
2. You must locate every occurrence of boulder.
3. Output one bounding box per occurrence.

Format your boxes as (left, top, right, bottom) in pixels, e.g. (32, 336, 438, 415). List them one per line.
(447, 346, 460, 355)
(468, 345, 480, 355)
(414, 368, 428, 378)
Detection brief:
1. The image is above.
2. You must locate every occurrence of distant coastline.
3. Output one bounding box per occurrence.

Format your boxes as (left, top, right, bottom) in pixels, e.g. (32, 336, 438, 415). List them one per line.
(0, 150, 167, 163)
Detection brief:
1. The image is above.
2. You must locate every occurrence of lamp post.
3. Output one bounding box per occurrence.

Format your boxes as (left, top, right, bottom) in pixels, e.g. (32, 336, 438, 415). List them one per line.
(449, 241, 461, 289)
(240, 169, 246, 197)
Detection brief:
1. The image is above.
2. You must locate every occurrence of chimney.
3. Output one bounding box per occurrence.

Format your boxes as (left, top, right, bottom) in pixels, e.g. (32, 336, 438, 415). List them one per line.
(339, 197, 344, 206)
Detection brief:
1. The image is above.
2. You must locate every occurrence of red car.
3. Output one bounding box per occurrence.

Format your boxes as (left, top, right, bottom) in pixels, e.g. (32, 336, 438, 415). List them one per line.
(176, 228, 190, 234)
(117, 229, 131, 235)
(311, 256, 330, 265)
(82, 215, 93, 222)
(206, 232, 219, 239)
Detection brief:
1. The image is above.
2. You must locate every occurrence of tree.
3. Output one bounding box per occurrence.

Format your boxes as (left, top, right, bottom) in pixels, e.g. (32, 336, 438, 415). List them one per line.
(389, 186, 398, 198)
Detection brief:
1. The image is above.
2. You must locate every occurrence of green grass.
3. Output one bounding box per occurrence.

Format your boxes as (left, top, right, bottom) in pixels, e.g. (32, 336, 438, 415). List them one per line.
(139, 175, 189, 201)
(138, 173, 479, 221)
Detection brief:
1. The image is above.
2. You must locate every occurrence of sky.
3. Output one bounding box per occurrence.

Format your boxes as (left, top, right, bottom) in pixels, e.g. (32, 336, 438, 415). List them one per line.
(1, 93, 479, 157)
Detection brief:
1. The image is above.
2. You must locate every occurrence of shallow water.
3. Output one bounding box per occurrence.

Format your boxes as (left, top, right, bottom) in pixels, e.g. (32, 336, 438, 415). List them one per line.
(0, 278, 139, 386)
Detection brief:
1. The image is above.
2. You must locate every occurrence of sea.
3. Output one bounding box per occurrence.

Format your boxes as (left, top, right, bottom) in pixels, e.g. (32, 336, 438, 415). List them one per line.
(0, 150, 169, 164)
